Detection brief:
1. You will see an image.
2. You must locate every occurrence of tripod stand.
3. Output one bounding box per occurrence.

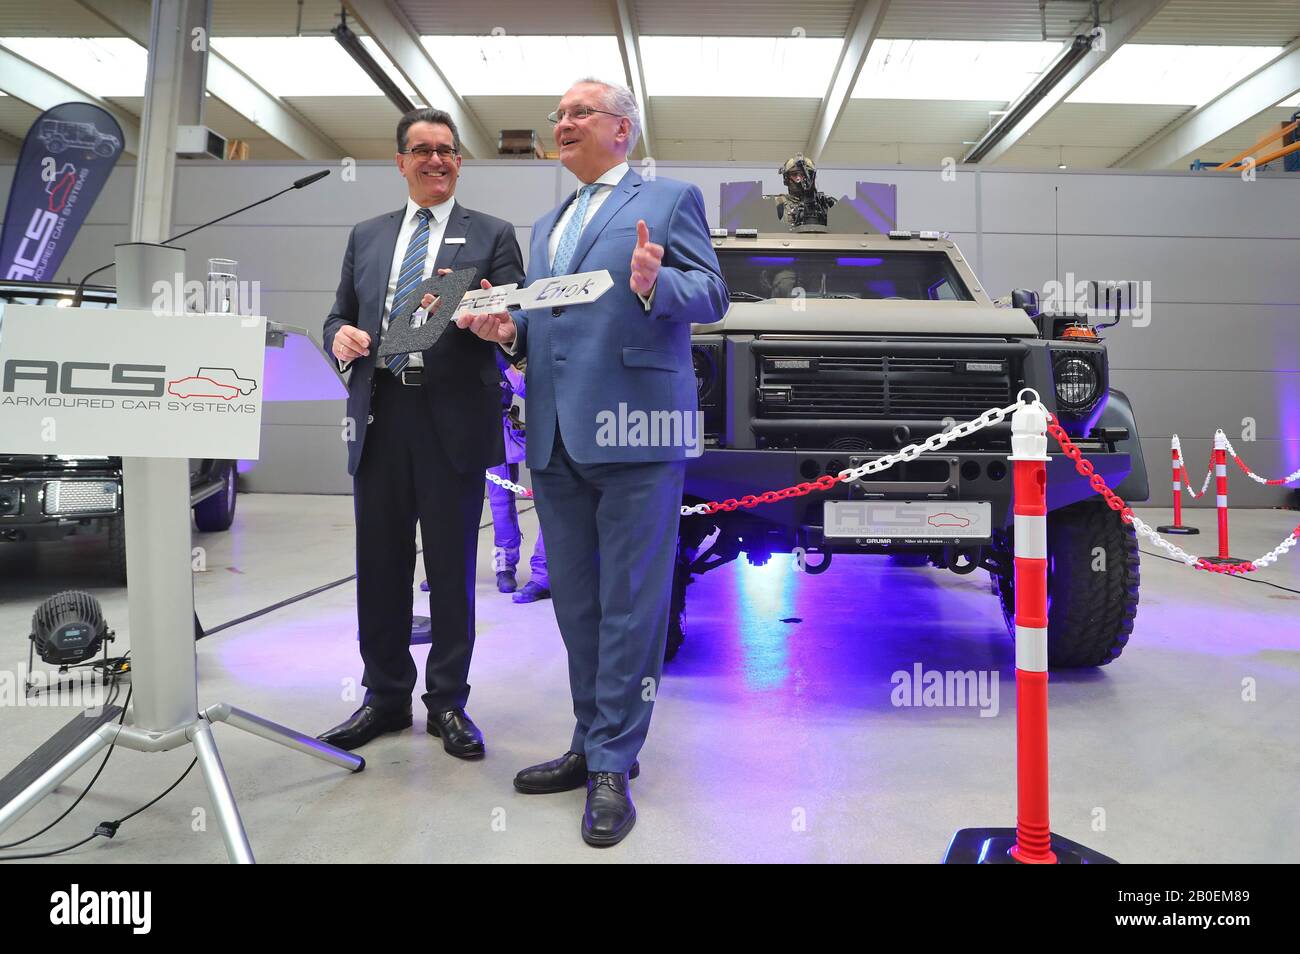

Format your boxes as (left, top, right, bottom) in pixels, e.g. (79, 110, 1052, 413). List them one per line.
(0, 702, 362, 864)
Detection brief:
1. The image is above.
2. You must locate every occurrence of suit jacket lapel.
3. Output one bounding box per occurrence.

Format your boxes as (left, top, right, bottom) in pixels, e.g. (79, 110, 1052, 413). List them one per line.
(368, 209, 404, 338)
(564, 169, 641, 275)
(431, 206, 470, 273)
(532, 204, 563, 279)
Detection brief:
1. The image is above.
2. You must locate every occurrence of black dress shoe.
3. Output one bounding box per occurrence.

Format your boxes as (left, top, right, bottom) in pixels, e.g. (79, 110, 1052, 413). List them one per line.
(511, 581, 550, 604)
(317, 704, 412, 751)
(426, 708, 485, 759)
(513, 752, 640, 794)
(582, 772, 636, 847)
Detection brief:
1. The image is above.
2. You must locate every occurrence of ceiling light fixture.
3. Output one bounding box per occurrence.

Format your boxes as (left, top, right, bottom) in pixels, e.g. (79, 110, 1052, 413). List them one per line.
(331, 10, 414, 113)
(964, 31, 1097, 163)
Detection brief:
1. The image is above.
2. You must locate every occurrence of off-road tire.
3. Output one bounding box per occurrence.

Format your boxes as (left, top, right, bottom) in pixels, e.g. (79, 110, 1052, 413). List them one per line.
(194, 464, 237, 532)
(107, 514, 128, 584)
(993, 499, 1139, 668)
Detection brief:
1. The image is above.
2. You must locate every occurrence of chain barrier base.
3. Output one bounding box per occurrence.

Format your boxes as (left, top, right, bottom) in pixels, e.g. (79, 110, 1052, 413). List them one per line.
(943, 828, 1118, 865)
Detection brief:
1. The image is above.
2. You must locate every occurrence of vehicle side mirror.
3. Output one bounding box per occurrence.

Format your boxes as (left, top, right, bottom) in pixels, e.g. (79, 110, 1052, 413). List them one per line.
(1011, 288, 1040, 317)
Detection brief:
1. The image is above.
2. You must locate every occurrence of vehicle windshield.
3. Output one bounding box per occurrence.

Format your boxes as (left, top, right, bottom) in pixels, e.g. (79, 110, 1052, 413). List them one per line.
(718, 249, 973, 302)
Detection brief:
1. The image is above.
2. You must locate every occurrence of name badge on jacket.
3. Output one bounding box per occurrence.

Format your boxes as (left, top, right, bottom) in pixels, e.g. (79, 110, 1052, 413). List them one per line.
(444, 237, 467, 245)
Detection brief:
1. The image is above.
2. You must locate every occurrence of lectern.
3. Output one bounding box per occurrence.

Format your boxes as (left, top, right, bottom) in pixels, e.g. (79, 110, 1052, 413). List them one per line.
(0, 243, 362, 864)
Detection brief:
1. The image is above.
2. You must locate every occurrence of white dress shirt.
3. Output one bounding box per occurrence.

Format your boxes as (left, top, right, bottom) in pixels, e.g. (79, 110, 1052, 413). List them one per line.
(337, 195, 455, 373)
(547, 162, 629, 268)
(500, 161, 656, 356)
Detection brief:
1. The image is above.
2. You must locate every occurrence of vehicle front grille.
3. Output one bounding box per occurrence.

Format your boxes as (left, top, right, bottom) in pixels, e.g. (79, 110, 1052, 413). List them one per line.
(43, 480, 119, 516)
(759, 352, 1013, 420)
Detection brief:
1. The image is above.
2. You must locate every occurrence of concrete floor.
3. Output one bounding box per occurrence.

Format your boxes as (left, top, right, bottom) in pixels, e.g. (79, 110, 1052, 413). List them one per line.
(0, 495, 1297, 863)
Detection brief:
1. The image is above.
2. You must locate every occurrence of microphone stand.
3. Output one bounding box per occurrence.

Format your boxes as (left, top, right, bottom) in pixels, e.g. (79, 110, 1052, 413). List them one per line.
(72, 169, 332, 306)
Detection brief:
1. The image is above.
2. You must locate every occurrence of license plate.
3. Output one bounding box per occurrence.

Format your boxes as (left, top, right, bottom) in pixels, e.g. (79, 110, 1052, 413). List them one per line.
(823, 500, 992, 543)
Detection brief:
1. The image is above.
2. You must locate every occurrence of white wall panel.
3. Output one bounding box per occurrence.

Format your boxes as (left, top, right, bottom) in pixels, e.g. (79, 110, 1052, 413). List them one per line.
(3, 157, 1296, 506)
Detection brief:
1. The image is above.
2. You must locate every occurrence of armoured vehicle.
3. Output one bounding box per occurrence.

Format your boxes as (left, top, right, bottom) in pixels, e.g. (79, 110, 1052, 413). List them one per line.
(673, 229, 1148, 668)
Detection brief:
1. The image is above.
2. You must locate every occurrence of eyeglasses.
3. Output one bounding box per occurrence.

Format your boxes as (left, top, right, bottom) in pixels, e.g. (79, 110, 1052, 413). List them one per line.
(547, 106, 623, 124)
(402, 145, 458, 160)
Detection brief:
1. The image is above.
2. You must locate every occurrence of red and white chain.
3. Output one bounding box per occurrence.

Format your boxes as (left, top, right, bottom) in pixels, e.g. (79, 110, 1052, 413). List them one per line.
(483, 396, 1300, 574)
(1219, 433, 1300, 487)
(678, 393, 1033, 517)
(484, 470, 533, 498)
(1049, 422, 1300, 574)
(1170, 434, 1213, 499)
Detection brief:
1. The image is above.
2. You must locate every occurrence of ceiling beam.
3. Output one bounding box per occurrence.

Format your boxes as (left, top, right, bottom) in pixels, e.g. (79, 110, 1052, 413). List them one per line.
(343, 0, 494, 158)
(962, 0, 1171, 165)
(1116, 38, 1300, 169)
(611, 0, 652, 159)
(0, 45, 141, 155)
(74, 0, 346, 160)
(806, 0, 889, 162)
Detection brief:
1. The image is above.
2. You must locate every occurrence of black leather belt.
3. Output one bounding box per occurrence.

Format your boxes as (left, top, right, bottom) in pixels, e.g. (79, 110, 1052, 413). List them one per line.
(385, 367, 422, 386)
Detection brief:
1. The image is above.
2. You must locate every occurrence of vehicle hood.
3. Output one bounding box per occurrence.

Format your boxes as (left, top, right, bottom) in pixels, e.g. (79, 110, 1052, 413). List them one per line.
(695, 299, 1039, 336)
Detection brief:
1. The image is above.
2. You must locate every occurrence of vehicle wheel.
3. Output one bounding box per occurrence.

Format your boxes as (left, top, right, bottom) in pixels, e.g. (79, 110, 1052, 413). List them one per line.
(194, 464, 237, 532)
(107, 514, 128, 584)
(47, 137, 66, 154)
(664, 543, 691, 663)
(992, 499, 1139, 668)
(94, 140, 115, 157)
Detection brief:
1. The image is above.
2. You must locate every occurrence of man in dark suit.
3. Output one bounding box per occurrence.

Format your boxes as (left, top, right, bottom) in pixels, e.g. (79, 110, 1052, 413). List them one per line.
(318, 108, 524, 756)
(458, 79, 727, 845)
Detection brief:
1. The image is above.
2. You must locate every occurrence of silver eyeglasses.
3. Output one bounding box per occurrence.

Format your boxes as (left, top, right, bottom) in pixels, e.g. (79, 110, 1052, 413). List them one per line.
(547, 106, 623, 124)
(402, 145, 458, 160)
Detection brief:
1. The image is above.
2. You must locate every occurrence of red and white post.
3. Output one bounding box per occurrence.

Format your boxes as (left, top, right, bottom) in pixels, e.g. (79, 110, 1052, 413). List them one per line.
(1203, 429, 1244, 565)
(944, 394, 1115, 864)
(1157, 434, 1199, 535)
(1008, 402, 1055, 864)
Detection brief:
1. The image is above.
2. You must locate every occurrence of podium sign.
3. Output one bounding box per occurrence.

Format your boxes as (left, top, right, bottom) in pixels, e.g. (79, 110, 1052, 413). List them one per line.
(0, 305, 266, 459)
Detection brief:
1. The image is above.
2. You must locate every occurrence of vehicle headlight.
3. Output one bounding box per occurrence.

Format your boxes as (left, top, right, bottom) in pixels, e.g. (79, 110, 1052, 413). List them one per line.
(1053, 356, 1100, 410)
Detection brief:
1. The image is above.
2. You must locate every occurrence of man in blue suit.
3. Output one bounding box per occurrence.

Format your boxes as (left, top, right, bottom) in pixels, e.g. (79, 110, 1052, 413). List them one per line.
(458, 78, 727, 846)
(319, 108, 524, 757)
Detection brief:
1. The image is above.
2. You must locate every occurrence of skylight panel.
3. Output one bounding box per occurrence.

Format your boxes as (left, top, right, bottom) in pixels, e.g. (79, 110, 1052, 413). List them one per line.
(851, 39, 1063, 101)
(639, 36, 842, 97)
(211, 36, 416, 97)
(1066, 44, 1282, 106)
(420, 35, 626, 97)
(0, 37, 146, 98)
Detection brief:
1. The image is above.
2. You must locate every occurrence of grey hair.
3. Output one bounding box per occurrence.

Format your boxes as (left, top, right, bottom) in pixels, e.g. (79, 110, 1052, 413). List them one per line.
(574, 76, 640, 154)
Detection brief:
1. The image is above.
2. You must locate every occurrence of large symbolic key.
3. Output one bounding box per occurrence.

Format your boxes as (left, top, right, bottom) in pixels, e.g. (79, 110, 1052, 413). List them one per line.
(378, 266, 479, 358)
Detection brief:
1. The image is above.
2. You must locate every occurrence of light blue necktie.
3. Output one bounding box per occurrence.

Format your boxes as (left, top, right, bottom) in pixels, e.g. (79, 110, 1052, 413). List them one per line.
(551, 183, 600, 275)
(385, 207, 433, 375)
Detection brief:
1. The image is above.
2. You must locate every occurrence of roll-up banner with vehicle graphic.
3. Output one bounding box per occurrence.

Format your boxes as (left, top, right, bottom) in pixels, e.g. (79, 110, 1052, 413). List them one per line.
(0, 102, 125, 282)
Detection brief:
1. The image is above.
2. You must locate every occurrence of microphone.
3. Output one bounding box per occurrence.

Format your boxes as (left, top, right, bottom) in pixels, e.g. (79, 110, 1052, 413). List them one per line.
(293, 170, 330, 189)
(72, 168, 332, 306)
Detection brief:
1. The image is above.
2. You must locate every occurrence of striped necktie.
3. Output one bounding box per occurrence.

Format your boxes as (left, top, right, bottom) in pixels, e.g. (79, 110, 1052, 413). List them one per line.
(385, 206, 433, 375)
(551, 183, 600, 275)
